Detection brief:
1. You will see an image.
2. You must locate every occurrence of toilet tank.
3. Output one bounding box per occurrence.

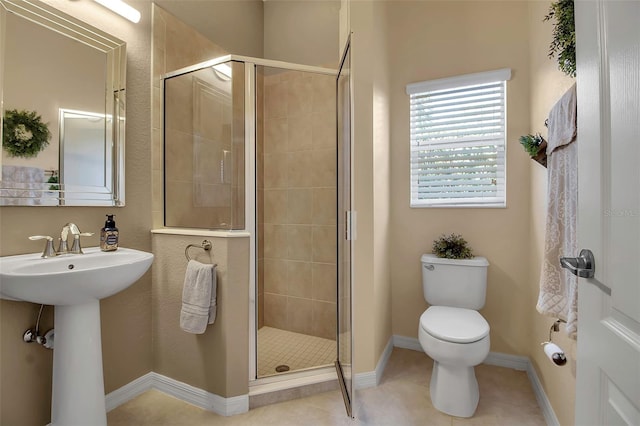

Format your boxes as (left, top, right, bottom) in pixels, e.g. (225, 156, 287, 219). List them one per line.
(421, 254, 489, 310)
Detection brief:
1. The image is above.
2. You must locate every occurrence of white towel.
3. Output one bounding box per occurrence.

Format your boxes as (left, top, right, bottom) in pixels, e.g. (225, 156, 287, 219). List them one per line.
(180, 260, 217, 334)
(537, 84, 579, 338)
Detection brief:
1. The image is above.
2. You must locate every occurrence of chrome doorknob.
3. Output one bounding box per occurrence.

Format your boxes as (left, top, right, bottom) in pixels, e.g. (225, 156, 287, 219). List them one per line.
(560, 249, 595, 278)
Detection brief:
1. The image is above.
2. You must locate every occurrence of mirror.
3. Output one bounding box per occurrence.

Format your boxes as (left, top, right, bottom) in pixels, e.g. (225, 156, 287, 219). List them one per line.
(0, 0, 126, 206)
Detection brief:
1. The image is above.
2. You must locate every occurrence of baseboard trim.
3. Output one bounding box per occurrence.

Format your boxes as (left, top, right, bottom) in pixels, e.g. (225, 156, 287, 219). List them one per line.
(105, 372, 248, 416)
(151, 373, 212, 412)
(375, 337, 394, 386)
(354, 336, 394, 390)
(105, 372, 155, 412)
(526, 363, 561, 426)
(106, 337, 559, 425)
(392, 334, 423, 352)
(391, 335, 558, 426)
(484, 351, 529, 371)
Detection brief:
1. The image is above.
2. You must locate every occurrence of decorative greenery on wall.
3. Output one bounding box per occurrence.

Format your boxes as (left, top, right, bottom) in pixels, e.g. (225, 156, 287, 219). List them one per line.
(519, 133, 548, 167)
(544, 0, 576, 77)
(519, 133, 545, 157)
(2, 109, 52, 158)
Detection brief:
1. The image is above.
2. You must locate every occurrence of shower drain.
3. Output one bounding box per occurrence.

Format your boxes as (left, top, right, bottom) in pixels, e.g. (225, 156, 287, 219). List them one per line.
(275, 364, 290, 373)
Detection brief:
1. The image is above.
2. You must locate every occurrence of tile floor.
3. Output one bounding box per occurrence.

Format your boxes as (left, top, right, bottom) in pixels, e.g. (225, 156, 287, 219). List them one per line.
(257, 326, 336, 377)
(108, 348, 546, 425)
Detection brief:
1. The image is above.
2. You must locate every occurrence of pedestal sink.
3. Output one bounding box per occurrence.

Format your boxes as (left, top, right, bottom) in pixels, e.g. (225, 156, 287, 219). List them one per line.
(0, 247, 153, 426)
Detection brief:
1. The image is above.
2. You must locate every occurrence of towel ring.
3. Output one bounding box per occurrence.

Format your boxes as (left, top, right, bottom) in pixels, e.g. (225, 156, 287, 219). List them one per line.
(185, 240, 212, 261)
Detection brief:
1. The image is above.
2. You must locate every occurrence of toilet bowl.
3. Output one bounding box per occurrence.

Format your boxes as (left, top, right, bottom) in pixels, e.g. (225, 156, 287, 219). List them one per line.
(418, 306, 490, 417)
(419, 254, 491, 418)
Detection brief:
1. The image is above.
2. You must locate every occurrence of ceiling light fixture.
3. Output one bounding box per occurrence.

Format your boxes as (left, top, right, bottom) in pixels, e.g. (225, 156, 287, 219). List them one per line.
(94, 0, 141, 23)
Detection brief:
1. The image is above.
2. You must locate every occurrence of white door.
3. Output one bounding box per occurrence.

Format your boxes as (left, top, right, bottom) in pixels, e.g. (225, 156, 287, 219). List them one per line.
(574, 1, 640, 424)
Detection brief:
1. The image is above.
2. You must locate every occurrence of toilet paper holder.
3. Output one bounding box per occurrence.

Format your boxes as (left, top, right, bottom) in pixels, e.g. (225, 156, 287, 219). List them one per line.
(541, 319, 567, 366)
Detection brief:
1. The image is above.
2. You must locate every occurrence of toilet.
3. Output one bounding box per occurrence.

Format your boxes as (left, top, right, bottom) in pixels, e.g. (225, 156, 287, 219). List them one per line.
(418, 253, 490, 418)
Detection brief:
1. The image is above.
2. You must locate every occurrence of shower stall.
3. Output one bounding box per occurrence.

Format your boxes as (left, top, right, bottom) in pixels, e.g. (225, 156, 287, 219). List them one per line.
(162, 55, 349, 393)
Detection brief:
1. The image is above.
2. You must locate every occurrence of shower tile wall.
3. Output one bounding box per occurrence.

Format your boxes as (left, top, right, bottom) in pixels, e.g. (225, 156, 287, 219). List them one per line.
(258, 70, 337, 340)
(151, 5, 228, 229)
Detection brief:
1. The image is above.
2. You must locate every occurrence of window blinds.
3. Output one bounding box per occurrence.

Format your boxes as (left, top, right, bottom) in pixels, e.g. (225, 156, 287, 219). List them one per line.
(407, 70, 509, 207)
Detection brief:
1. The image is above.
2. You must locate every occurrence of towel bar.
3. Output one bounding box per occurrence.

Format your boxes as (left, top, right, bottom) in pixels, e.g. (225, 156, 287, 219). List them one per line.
(185, 240, 212, 261)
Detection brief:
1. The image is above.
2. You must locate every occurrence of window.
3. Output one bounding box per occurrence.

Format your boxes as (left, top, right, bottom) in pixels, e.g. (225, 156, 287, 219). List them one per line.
(406, 69, 511, 207)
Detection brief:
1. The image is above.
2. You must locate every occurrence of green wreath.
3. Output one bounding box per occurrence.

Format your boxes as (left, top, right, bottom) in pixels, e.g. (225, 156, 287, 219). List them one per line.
(2, 109, 52, 158)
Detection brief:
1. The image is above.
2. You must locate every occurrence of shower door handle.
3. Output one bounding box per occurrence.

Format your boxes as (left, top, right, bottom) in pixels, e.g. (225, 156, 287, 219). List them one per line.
(344, 211, 356, 241)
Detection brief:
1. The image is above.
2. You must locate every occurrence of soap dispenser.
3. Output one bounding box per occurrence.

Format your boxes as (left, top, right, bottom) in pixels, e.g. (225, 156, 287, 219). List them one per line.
(100, 214, 119, 252)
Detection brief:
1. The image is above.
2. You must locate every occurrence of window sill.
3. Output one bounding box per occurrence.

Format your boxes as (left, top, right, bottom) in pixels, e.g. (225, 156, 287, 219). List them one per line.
(410, 203, 507, 209)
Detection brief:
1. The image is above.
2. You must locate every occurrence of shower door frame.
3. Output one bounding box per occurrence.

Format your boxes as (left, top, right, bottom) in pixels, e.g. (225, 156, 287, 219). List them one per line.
(335, 36, 354, 418)
(163, 54, 336, 383)
(162, 54, 342, 389)
(238, 56, 339, 384)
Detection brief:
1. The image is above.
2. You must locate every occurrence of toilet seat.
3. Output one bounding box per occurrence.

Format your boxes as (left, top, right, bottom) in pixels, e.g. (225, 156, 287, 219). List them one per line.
(420, 306, 489, 343)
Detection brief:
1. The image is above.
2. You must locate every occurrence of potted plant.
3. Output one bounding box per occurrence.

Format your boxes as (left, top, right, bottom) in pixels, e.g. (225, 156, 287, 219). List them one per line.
(432, 233, 474, 260)
(519, 133, 548, 167)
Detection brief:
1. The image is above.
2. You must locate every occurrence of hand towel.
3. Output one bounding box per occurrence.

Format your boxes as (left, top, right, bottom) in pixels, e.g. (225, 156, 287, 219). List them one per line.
(537, 84, 579, 338)
(180, 260, 217, 334)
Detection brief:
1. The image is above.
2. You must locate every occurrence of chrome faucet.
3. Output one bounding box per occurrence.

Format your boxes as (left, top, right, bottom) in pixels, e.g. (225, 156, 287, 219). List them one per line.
(29, 224, 94, 258)
(58, 223, 94, 254)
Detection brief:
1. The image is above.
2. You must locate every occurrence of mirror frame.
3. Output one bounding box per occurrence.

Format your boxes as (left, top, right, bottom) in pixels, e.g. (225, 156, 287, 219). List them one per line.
(0, 0, 126, 206)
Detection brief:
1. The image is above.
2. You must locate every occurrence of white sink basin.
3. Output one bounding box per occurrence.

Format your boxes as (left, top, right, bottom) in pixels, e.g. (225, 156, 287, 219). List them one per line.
(0, 246, 153, 425)
(0, 247, 153, 305)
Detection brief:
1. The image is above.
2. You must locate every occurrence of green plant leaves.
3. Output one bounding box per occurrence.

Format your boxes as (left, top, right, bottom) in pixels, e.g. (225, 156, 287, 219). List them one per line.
(544, 0, 576, 77)
(519, 133, 545, 156)
(432, 233, 474, 260)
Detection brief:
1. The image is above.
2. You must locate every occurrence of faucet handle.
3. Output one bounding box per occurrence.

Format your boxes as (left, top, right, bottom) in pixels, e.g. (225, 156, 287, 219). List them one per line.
(29, 235, 53, 241)
(28, 235, 56, 258)
(57, 238, 69, 254)
(70, 232, 94, 254)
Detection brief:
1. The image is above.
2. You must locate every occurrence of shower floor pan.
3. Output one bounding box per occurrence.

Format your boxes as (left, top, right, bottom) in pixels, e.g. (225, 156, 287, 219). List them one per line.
(257, 326, 336, 377)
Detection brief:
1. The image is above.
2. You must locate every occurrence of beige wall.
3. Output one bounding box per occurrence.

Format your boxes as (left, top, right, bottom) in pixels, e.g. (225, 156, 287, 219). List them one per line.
(264, 0, 340, 68)
(387, 1, 532, 357)
(0, 0, 152, 424)
(349, 0, 393, 373)
(151, 233, 249, 397)
(153, 0, 264, 58)
(527, 2, 577, 425)
(259, 70, 338, 340)
(371, 0, 393, 367)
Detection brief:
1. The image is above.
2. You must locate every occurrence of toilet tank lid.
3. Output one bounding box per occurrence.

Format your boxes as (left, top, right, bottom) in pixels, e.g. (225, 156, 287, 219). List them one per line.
(420, 306, 490, 343)
(421, 254, 489, 267)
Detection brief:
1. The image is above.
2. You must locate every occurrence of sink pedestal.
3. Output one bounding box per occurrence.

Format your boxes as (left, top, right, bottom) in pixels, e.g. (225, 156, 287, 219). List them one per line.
(52, 300, 107, 426)
(0, 247, 154, 424)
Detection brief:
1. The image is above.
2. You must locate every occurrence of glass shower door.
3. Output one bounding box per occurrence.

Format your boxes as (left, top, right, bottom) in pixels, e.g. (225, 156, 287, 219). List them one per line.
(163, 60, 245, 230)
(335, 38, 353, 418)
